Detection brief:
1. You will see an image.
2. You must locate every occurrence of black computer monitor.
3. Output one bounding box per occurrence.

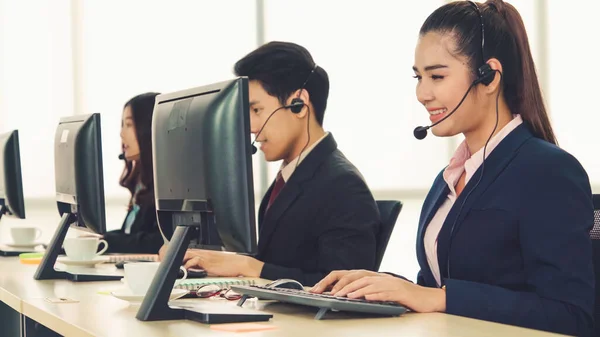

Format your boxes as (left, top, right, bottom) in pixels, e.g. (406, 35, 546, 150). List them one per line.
(0, 130, 25, 221)
(152, 78, 257, 254)
(53, 114, 106, 234)
(0, 130, 31, 257)
(136, 77, 268, 323)
(34, 113, 116, 281)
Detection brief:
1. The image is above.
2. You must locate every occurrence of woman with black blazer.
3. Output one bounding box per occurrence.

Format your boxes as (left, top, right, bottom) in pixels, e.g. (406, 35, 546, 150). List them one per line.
(102, 92, 167, 254)
(311, 1, 594, 336)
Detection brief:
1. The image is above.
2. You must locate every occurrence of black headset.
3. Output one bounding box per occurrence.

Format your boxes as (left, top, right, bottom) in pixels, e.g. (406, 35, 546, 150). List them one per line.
(471, 2, 495, 86)
(250, 64, 319, 155)
(413, 2, 495, 141)
(287, 99, 305, 114)
(443, 1, 502, 282)
(286, 64, 318, 169)
(288, 64, 318, 113)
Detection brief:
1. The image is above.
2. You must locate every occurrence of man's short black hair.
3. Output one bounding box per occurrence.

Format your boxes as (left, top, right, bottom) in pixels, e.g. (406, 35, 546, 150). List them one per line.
(234, 41, 330, 126)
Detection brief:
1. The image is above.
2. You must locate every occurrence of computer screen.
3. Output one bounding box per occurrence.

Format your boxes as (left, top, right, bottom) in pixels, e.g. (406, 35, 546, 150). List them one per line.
(34, 113, 116, 281)
(152, 77, 257, 254)
(0, 130, 25, 219)
(54, 113, 106, 234)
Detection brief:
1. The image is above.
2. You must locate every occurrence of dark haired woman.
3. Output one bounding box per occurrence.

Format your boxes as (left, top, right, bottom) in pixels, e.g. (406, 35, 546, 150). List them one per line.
(103, 92, 167, 254)
(311, 1, 594, 336)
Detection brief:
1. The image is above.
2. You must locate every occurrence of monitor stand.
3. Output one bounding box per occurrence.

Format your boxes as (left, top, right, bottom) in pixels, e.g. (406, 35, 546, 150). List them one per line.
(33, 212, 121, 281)
(135, 212, 272, 324)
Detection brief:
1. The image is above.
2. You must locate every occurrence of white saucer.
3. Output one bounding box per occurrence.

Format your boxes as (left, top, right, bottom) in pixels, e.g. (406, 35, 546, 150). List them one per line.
(56, 256, 110, 266)
(110, 288, 188, 303)
(4, 242, 44, 249)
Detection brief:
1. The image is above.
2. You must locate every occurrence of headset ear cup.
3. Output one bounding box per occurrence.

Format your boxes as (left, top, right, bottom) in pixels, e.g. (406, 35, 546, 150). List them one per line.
(477, 64, 495, 86)
(289, 98, 304, 113)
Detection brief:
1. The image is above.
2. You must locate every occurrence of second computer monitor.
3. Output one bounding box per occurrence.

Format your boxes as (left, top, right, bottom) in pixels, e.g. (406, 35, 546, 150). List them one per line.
(152, 77, 257, 254)
(54, 113, 106, 234)
(0, 130, 25, 220)
(35, 113, 112, 280)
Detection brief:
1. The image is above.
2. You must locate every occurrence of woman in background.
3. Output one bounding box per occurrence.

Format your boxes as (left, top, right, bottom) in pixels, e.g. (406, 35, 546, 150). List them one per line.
(103, 92, 166, 254)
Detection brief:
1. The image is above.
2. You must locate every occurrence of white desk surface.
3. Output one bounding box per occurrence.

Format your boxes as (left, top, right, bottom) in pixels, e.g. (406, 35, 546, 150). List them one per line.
(0, 257, 570, 337)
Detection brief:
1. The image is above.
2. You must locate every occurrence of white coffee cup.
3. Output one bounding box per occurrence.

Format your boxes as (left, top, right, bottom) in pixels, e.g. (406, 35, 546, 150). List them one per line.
(10, 227, 42, 245)
(63, 237, 108, 261)
(123, 262, 188, 295)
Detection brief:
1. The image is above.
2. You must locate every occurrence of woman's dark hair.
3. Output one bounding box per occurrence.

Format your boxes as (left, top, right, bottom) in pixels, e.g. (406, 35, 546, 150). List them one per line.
(420, 0, 557, 145)
(119, 92, 160, 210)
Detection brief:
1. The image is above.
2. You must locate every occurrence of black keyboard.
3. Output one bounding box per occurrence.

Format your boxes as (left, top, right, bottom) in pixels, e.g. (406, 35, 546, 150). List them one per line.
(231, 285, 407, 320)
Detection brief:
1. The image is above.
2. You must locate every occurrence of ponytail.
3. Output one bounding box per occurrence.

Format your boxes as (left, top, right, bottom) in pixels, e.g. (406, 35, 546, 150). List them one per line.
(487, 0, 557, 145)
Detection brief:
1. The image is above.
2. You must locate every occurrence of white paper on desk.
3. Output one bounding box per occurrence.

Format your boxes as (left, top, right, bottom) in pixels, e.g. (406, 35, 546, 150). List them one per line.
(45, 297, 79, 304)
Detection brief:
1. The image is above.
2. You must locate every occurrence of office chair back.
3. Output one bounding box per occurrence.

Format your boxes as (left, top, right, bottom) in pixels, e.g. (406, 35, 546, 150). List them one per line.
(592, 194, 600, 337)
(375, 200, 402, 271)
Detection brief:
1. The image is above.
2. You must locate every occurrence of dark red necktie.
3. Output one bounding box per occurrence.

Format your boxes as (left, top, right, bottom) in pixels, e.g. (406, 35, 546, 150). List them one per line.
(267, 171, 286, 211)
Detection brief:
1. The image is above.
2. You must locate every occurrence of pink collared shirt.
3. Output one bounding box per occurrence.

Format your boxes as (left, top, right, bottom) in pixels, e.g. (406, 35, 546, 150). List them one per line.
(424, 115, 523, 286)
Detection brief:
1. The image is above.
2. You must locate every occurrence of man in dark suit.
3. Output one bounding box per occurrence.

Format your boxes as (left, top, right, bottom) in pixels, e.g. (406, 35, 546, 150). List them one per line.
(168, 41, 381, 286)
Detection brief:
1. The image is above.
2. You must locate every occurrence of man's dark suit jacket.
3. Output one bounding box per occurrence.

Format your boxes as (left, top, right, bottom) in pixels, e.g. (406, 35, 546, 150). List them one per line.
(256, 133, 381, 286)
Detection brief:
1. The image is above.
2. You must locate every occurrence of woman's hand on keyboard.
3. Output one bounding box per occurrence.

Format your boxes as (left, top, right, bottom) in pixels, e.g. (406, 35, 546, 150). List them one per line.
(331, 275, 446, 313)
(310, 270, 389, 294)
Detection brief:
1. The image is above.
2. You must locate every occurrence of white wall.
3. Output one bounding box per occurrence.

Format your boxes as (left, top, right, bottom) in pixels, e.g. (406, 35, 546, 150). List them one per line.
(78, 0, 258, 199)
(0, 0, 74, 198)
(547, 0, 600, 186)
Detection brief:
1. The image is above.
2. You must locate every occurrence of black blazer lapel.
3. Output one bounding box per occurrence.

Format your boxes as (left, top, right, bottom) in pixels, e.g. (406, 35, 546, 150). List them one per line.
(122, 204, 143, 233)
(257, 180, 303, 253)
(436, 124, 534, 281)
(257, 133, 338, 253)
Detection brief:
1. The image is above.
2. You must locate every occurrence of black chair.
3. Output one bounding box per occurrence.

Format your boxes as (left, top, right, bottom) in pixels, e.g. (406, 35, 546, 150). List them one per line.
(591, 194, 600, 337)
(375, 200, 403, 271)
